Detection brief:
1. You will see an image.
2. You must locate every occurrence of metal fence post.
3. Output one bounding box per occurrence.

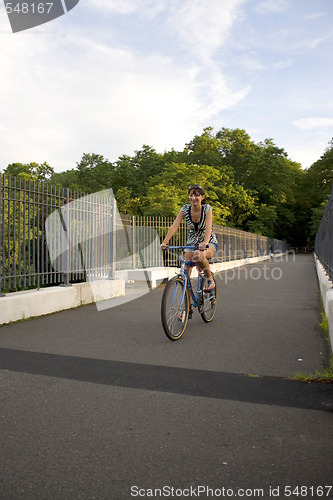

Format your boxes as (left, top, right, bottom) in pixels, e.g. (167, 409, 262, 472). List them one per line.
(109, 197, 117, 279)
(315, 185, 333, 282)
(132, 215, 136, 270)
(60, 188, 70, 286)
(0, 175, 4, 296)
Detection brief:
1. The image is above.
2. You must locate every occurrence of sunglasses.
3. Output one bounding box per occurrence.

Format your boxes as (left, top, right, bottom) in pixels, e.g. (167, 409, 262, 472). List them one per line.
(188, 184, 203, 191)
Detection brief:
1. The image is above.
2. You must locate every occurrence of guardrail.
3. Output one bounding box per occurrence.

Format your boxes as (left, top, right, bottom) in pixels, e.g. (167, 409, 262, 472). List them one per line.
(0, 174, 290, 294)
(315, 185, 333, 282)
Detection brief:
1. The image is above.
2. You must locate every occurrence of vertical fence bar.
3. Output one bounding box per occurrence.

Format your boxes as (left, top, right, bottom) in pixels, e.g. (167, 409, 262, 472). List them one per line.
(132, 215, 136, 270)
(0, 175, 4, 296)
(315, 185, 333, 282)
(109, 197, 117, 279)
(7, 176, 11, 290)
(61, 188, 70, 286)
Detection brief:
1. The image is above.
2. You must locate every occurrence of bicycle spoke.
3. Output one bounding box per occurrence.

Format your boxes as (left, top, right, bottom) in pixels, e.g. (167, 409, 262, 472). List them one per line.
(161, 277, 189, 340)
(200, 275, 217, 323)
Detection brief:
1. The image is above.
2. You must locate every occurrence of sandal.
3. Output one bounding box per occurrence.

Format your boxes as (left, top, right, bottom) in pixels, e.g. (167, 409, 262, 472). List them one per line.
(204, 280, 215, 293)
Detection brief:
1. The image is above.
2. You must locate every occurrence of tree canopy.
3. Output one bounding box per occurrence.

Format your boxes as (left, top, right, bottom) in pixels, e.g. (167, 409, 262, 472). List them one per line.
(2, 128, 332, 247)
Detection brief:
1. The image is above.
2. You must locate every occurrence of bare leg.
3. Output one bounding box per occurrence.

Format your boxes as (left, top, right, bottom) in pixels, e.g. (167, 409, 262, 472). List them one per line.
(184, 251, 194, 279)
(177, 252, 194, 321)
(192, 246, 216, 290)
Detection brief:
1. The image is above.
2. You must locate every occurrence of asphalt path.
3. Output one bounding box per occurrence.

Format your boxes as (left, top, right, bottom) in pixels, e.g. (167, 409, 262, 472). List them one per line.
(0, 254, 332, 500)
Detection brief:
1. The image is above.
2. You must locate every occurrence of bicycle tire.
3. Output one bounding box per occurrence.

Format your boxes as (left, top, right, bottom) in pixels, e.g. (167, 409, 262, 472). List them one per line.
(199, 273, 217, 323)
(161, 276, 189, 341)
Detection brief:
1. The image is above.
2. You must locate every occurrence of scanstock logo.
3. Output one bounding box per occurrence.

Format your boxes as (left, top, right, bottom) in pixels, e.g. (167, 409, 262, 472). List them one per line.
(3, 0, 80, 33)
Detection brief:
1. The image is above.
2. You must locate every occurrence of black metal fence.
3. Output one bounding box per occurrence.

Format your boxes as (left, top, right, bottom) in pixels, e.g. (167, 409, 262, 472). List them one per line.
(0, 173, 291, 294)
(315, 185, 333, 282)
(0, 175, 67, 293)
(0, 175, 129, 293)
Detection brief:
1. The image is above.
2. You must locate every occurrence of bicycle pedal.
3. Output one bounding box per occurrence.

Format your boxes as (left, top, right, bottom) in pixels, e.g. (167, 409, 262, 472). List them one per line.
(189, 307, 193, 319)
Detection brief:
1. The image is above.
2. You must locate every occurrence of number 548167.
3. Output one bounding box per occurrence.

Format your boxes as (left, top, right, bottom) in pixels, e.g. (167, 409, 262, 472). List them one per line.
(5, 3, 54, 14)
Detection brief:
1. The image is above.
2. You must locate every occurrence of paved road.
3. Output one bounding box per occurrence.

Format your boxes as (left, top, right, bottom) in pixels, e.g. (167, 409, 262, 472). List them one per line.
(0, 254, 332, 500)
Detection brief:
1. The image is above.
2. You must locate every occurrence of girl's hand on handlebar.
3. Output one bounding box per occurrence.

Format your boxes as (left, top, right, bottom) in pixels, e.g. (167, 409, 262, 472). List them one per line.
(198, 242, 208, 251)
(161, 242, 169, 249)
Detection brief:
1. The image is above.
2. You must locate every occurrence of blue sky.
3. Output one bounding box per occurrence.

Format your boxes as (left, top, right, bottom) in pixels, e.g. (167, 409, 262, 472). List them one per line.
(0, 0, 332, 173)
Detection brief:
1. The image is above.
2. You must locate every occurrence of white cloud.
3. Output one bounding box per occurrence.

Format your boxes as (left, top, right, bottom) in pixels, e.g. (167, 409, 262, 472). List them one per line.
(0, 32, 199, 168)
(293, 117, 333, 130)
(304, 12, 327, 21)
(87, 0, 248, 63)
(167, 0, 247, 63)
(255, 0, 289, 14)
(203, 65, 250, 116)
(163, 0, 250, 122)
(234, 53, 267, 72)
(273, 58, 293, 69)
(0, 0, 251, 171)
(0, 34, 241, 170)
(85, 0, 167, 16)
(87, 0, 137, 14)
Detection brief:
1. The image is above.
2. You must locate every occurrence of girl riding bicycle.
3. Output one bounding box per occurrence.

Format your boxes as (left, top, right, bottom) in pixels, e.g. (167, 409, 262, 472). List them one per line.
(161, 184, 218, 292)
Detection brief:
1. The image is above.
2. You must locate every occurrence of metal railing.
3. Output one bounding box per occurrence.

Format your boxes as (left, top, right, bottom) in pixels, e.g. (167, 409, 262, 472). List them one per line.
(0, 173, 290, 294)
(0, 175, 67, 293)
(315, 185, 333, 282)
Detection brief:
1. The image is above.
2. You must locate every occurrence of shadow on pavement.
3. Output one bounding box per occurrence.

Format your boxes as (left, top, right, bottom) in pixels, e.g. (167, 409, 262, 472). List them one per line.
(1, 347, 332, 412)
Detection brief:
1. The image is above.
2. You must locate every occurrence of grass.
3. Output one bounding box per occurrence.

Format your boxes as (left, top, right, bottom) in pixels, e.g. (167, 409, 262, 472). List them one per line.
(293, 309, 333, 383)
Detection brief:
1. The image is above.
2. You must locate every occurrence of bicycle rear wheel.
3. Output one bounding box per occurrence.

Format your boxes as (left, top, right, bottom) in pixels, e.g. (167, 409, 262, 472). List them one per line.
(199, 274, 217, 323)
(161, 276, 189, 340)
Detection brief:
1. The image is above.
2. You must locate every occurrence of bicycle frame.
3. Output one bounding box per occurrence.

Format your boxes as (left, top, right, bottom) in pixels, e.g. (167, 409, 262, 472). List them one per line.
(166, 246, 204, 309)
(161, 245, 218, 339)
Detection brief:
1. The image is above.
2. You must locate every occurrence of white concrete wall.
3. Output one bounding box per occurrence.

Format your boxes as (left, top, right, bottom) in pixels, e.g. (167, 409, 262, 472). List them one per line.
(314, 255, 333, 351)
(0, 279, 125, 325)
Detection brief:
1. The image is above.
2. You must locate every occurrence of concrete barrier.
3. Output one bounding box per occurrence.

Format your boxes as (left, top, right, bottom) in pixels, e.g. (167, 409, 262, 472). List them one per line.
(314, 254, 333, 351)
(115, 255, 271, 288)
(0, 279, 125, 325)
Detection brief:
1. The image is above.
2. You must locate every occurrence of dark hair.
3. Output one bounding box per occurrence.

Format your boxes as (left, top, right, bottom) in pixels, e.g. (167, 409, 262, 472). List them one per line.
(188, 184, 207, 204)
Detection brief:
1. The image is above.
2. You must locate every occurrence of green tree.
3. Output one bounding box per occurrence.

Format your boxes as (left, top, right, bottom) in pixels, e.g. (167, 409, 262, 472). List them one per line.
(31, 162, 54, 181)
(246, 139, 303, 206)
(142, 162, 257, 226)
(112, 155, 138, 196)
(185, 127, 225, 167)
(112, 146, 166, 199)
(3, 163, 31, 177)
(115, 187, 142, 214)
(4, 162, 54, 181)
(183, 128, 304, 239)
(303, 139, 333, 207)
(247, 204, 277, 238)
(76, 153, 114, 193)
(293, 138, 333, 246)
(309, 197, 330, 237)
(184, 127, 258, 185)
(50, 169, 82, 191)
(132, 145, 165, 184)
(215, 127, 257, 184)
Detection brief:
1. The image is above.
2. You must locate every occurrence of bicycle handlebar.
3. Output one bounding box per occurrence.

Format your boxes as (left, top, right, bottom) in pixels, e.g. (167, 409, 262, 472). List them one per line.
(162, 245, 209, 250)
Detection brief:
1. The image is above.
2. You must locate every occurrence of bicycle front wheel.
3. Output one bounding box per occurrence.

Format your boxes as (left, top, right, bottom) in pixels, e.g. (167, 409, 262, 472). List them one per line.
(199, 274, 217, 323)
(161, 276, 189, 340)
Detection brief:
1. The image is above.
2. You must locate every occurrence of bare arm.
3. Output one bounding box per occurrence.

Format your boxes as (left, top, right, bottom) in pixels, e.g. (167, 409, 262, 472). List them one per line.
(202, 207, 213, 247)
(161, 210, 184, 248)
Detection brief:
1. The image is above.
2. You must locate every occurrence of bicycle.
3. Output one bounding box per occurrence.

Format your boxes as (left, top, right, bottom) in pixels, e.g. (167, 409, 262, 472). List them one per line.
(161, 245, 218, 341)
